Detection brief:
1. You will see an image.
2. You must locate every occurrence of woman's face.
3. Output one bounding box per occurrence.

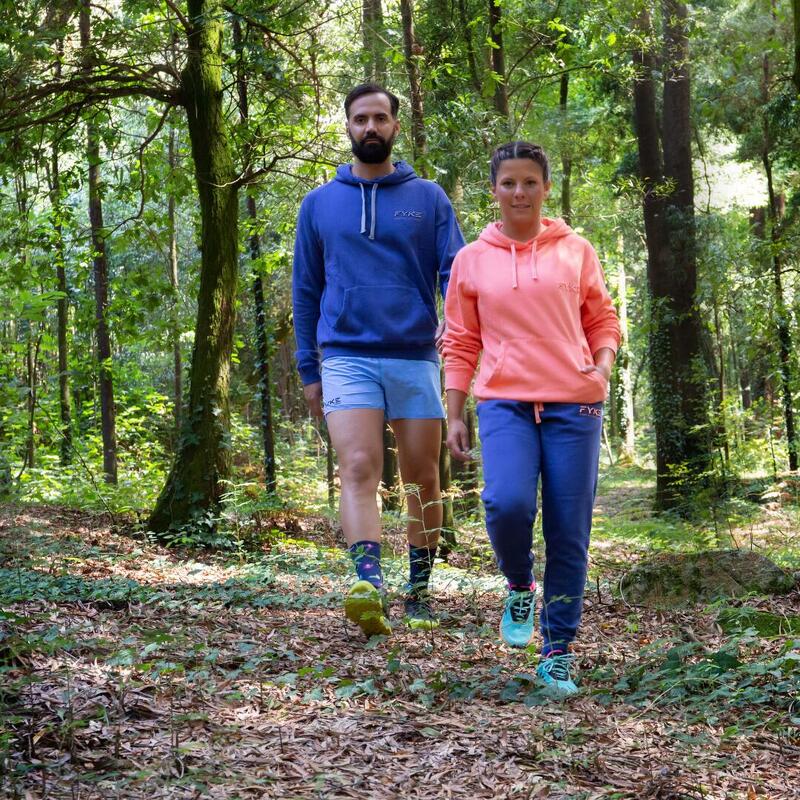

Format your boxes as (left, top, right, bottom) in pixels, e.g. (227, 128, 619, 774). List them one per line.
(491, 158, 551, 229)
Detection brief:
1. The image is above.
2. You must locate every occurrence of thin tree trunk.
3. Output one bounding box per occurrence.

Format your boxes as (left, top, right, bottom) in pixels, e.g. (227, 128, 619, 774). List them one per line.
(456, 0, 481, 94)
(149, 0, 239, 531)
(439, 419, 456, 557)
(362, 0, 386, 83)
(793, 0, 800, 94)
(488, 0, 509, 121)
(615, 245, 635, 461)
(168, 126, 182, 434)
(559, 72, 572, 225)
(52, 145, 72, 465)
(400, 0, 426, 175)
(233, 17, 276, 492)
(761, 36, 796, 470)
(16, 171, 36, 469)
(382, 424, 400, 511)
(51, 41, 72, 465)
(81, 1, 117, 484)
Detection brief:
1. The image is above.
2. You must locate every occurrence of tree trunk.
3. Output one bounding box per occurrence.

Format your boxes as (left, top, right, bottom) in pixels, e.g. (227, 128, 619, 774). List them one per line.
(362, 0, 386, 83)
(149, 0, 239, 532)
(16, 171, 36, 470)
(615, 245, 635, 461)
(439, 419, 456, 557)
(488, 0, 509, 121)
(760, 43, 797, 470)
(168, 125, 183, 435)
(633, 4, 711, 509)
(51, 142, 72, 465)
(233, 18, 277, 493)
(793, 0, 800, 94)
(559, 72, 572, 225)
(456, 0, 481, 94)
(400, 0, 426, 175)
(382, 423, 400, 511)
(51, 41, 72, 466)
(81, 1, 117, 484)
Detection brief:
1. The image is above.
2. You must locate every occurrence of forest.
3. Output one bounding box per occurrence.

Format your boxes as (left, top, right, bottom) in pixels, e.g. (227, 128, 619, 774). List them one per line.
(1, 0, 799, 797)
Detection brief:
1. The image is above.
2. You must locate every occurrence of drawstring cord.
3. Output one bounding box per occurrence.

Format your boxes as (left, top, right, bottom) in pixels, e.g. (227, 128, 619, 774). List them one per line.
(359, 183, 378, 240)
(531, 241, 539, 280)
(534, 402, 544, 424)
(510, 242, 518, 288)
(370, 183, 377, 240)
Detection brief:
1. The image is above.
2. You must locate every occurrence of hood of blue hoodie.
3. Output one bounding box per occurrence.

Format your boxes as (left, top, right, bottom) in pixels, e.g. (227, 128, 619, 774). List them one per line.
(291, 160, 465, 384)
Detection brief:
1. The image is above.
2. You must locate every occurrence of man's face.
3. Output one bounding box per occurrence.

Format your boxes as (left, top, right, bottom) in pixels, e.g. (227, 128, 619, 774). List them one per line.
(346, 92, 400, 164)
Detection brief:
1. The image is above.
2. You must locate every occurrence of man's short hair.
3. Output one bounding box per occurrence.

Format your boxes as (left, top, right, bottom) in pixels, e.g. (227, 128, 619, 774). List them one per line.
(490, 141, 551, 185)
(344, 83, 400, 119)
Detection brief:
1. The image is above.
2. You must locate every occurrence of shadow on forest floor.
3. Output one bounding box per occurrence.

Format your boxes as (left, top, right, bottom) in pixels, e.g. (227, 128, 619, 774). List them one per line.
(1, 471, 799, 799)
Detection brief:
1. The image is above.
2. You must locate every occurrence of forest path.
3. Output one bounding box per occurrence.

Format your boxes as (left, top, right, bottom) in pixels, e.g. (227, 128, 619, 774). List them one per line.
(1, 503, 798, 799)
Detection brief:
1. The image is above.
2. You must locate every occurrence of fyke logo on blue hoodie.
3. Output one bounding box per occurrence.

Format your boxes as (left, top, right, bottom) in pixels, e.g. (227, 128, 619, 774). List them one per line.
(394, 209, 423, 219)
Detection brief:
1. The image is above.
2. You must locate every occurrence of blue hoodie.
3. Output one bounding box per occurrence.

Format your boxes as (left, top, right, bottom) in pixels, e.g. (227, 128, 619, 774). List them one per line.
(292, 161, 464, 385)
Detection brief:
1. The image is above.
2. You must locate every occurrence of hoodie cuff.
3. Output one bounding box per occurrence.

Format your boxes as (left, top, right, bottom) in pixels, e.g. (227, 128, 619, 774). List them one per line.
(299, 364, 322, 386)
(444, 368, 473, 394)
(589, 336, 620, 356)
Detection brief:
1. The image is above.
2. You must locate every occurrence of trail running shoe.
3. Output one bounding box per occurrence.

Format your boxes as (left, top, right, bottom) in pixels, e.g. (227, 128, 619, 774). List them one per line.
(344, 580, 391, 637)
(500, 589, 536, 648)
(536, 651, 579, 698)
(404, 591, 440, 630)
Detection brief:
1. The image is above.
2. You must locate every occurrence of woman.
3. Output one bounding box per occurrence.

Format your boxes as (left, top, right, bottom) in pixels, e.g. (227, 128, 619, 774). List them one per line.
(443, 142, 619, 698)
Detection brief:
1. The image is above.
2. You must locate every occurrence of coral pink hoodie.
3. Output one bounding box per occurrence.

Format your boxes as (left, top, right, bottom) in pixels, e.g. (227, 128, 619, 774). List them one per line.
(443, 219, 620, 403)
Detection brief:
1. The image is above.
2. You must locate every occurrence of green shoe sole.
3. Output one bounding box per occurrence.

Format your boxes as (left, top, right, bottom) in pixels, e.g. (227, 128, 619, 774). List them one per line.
(345, 580, 391, 637)
(405, 616, 440, 631)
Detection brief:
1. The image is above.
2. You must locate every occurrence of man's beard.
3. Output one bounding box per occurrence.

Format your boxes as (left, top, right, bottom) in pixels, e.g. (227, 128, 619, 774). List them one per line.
(350, 131, 395, 164)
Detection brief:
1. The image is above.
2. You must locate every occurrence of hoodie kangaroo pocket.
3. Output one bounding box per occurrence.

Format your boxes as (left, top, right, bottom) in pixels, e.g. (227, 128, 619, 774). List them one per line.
(480, 338, 602, 398)
(332, 285, 436, 347)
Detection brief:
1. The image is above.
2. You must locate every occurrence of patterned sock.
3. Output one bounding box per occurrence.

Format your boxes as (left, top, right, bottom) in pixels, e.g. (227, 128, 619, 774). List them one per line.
(349, 540, 383, 589)
(408, 545, 437, 595)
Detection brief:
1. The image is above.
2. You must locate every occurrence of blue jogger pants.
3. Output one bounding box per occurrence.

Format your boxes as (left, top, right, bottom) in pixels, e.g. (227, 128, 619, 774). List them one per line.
(477, 400, 602, 653)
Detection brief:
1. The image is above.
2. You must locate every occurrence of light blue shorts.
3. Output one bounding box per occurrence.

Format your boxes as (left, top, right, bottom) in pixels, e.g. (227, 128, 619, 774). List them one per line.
(320, 356, 444, 420)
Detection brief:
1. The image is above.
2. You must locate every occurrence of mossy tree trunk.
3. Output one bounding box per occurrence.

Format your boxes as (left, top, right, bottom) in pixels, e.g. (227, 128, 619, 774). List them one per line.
(633, 4, 711, 509)
(149, 0, 238, 532)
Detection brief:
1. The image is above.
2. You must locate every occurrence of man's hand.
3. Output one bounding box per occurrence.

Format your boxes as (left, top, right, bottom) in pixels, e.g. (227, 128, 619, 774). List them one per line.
(304, 381, 323, 418)
(435, 319, 447, 354)
(446, 417, 472, 462)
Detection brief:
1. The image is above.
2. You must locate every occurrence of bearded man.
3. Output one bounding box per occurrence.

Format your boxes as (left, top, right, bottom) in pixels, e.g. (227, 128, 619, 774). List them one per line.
(292, 83, 464, 636)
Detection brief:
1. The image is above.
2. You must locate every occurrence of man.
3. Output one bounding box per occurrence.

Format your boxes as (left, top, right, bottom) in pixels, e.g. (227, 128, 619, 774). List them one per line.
(292, 83, 464, 636)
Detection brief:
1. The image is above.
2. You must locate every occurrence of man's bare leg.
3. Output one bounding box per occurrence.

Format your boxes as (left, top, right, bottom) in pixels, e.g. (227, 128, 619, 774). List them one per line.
(392, 418, 443, 548)
(326, 408, 385, 545)
(392, 417, 442, 628)
(327, 408, 390, 635)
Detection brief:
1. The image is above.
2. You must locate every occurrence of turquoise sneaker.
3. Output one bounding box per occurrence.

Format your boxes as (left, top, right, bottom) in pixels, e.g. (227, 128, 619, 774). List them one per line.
(499, 589, 536, 647)
(344, 580, 391, 637)
(536, 652, 579, 698)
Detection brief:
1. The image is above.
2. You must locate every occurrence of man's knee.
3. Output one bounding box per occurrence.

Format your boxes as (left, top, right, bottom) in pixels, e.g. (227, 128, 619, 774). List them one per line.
(339, 449, 381, 487)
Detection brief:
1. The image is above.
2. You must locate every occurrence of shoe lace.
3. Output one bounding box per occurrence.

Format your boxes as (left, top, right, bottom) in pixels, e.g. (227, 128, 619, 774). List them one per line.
(508, 591, 534, 623)
(539, 653, 575, 682)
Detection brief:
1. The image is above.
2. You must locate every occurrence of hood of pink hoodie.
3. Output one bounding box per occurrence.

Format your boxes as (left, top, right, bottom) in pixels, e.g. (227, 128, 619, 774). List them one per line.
(478, 218, 574, 288)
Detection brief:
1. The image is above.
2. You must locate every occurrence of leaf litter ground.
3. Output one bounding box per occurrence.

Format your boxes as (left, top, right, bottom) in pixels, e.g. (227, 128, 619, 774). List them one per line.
(1, 479, 799, 799)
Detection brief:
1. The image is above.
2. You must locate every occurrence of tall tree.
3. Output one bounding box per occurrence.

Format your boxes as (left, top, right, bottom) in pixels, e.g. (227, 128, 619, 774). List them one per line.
(362, 0, 386, 82)
(167, 123, 183, 434)
(632, 3, 711, 508)
(80, 1, 118, 484)
(149, 0, 240, 530)
(400, 0, 426, 171)
(488, 0, 509, 121)
(233, 16, 276, 494)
